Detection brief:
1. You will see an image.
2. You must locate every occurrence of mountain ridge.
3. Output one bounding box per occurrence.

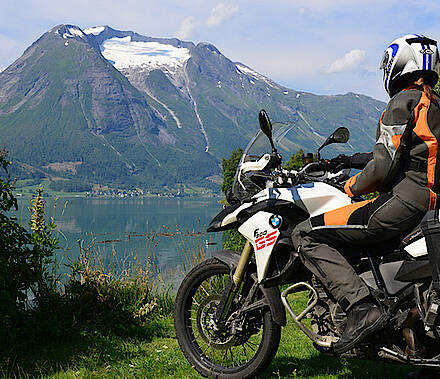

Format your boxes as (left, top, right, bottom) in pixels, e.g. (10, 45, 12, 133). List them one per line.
(0, 24, 386, 193)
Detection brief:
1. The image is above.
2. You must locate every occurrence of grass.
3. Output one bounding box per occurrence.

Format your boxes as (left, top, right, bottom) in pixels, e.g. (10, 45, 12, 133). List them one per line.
(0, 190, 413, 378)
(13, 179, 87, 198)
(1, 292, 413, 378)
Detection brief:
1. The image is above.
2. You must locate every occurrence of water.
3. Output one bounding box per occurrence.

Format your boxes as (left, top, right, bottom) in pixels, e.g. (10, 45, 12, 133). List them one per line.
(13, 196, 223, 278)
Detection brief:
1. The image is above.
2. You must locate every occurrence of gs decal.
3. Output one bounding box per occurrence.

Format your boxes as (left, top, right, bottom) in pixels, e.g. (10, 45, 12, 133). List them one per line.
(254, 230, 278, 251)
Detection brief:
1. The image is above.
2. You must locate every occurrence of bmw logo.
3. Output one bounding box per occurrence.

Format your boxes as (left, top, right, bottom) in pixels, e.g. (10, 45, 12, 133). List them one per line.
(269, 215, 282, 229)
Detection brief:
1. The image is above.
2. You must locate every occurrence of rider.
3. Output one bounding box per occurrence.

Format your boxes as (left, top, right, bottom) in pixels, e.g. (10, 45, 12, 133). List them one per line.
(291, 34, 440, 353)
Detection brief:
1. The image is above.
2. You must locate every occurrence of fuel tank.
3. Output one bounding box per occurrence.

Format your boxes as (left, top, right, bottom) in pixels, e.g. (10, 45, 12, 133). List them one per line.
(251, 183, 352, 217)
(207, 182, 352, 232)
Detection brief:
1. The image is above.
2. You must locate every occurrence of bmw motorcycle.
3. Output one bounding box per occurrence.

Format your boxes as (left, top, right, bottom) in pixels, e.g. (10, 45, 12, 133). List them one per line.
(174, 110, 440, 378)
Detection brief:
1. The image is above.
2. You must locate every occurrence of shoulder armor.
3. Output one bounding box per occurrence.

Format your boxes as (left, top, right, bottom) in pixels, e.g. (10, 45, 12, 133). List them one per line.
(383, 89, 422, 125)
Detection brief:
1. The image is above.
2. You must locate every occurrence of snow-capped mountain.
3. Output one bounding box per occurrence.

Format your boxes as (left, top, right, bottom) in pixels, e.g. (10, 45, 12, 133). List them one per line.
(0, 24, 385, 192)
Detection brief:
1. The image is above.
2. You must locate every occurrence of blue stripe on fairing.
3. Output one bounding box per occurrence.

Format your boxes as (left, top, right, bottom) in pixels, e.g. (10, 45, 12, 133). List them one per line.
(289, 182, 314, 201)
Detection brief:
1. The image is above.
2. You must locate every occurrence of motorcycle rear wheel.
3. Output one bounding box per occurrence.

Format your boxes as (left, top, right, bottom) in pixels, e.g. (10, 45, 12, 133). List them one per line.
(174, 258, 281, 379)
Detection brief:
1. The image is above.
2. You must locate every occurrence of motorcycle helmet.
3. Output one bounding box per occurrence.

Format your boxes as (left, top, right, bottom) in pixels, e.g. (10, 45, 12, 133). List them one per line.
(380, 34, 440, 97)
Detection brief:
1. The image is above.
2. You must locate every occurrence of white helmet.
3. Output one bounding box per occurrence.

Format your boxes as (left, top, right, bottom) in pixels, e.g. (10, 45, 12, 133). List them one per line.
(380, 34, 440, 97)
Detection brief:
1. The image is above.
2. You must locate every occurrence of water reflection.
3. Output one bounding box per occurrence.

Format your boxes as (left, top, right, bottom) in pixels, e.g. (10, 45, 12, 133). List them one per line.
(14, 197, 223, 277)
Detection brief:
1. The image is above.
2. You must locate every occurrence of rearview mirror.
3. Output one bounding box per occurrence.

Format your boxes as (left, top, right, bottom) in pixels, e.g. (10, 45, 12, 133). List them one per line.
(259, 109, 272, 139)
(331, 127, 350, 144)
(317, 127, 350, 159)
(258, 109, 277, 153)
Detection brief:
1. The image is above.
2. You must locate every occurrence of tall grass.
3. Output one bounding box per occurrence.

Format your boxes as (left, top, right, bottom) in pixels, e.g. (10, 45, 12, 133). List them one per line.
(66, 236, 174, 334)
(0, 190, 176, 377)
(171, 224, 207, 271)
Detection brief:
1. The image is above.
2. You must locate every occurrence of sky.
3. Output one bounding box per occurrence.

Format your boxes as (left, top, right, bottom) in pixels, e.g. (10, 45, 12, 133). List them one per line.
(1, 0, 440, 102)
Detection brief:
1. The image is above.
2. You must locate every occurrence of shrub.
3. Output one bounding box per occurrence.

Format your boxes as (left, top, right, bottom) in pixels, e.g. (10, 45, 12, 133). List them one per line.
(63, 241, 174, 336)
(221, 148, 246, 251)
(0, 150, 58, 329)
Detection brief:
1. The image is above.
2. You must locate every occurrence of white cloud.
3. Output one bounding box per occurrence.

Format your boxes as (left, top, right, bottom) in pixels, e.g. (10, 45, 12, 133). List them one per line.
(327, 49, 366, 73)
(206, 3, 239, 27)
(175, 16, 198, 39)
(0, 34, 24, 70)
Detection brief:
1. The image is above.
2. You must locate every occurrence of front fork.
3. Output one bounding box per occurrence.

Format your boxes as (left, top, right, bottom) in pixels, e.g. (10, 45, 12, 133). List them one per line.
(214, 241, 253, 324)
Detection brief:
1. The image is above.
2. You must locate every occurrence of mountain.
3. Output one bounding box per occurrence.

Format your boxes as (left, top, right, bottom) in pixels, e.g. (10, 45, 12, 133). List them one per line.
(0, 24, 386, 193)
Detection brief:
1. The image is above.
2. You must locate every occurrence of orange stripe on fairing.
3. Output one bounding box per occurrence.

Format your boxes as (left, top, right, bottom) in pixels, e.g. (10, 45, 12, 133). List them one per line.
(324, 199, 373, 226)
(392, 134, 402, 150)
(413, 93, 436, 188)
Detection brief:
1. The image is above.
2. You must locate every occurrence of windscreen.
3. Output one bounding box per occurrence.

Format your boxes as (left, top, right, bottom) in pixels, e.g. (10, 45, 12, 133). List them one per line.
(243, 122, 299, 160)
(231, 121, 299, 202)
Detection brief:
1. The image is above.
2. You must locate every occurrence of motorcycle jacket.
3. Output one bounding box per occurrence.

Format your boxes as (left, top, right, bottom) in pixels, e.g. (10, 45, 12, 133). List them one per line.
(345, 87, 440, 211)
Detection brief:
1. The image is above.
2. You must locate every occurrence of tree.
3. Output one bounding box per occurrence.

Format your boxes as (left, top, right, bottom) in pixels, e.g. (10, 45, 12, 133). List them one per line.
(221, 147, 243, 195)
(220, 148, 246, 250)
(283, 149, 305, 171)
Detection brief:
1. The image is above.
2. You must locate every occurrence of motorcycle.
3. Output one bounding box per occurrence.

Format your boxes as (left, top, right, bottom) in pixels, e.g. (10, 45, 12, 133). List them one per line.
(174, 110, 440, 378)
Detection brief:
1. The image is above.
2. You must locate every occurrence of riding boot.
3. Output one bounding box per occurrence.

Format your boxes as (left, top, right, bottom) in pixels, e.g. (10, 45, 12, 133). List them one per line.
(332, 300, 388, 354)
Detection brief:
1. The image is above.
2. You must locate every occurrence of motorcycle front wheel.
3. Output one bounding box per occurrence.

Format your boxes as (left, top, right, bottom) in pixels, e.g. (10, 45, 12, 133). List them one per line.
(174, 258, 281, 379)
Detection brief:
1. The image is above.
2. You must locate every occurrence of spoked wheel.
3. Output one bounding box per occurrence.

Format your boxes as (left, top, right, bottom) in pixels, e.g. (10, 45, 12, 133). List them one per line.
(174, 258, 281, 379)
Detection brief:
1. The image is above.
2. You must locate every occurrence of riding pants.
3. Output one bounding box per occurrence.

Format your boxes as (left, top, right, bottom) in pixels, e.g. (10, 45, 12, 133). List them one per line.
(291, 193, 426, 311)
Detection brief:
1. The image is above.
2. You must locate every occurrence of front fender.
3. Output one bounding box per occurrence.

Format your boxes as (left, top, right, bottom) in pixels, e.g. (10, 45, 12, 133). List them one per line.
(212, 250, 286, 326)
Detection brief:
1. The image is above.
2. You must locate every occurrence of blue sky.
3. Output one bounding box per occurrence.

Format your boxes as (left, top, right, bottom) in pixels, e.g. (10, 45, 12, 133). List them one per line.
(1, 0, 440, 101)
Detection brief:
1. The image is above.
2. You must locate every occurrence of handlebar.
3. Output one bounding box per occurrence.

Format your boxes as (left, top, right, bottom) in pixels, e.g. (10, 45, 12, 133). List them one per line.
(277, 159, 350, 189)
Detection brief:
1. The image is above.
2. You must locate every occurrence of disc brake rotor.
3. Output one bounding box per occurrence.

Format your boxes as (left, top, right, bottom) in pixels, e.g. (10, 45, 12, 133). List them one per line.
(195, 294, 237, 350)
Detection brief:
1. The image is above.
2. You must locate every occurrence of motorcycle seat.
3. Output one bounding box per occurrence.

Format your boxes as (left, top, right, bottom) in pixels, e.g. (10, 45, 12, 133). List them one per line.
(400, 224, 423, 248)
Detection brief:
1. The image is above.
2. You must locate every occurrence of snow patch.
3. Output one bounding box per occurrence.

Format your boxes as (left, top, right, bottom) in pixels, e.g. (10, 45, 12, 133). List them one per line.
(69, 28, 84, 37)
(84, 26, 105, 35)
(236, 64, 258, 77)
(60, 27, 85, 39)
(355, 94, 359, 98)
(250, 79, 255, 85)
(296, 93, 301, 98)
(65, 41, 69, 46)
(100, 36, 190, 72)
(283, 91, 289, 95)
(236, 63, 275, 88)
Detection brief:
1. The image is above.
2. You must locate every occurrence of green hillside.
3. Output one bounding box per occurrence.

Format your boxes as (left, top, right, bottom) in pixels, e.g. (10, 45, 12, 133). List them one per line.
(0, 25, 386, 193)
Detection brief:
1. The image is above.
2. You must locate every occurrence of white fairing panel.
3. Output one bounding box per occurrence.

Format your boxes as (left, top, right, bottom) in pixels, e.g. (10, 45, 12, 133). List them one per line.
(221, 202, 252, 227)
(404, 237, 428, 258)
(238, 211, 280, 282)
(296, 183, 351, 216)
(252, 183, 351, 217)
(221, 182, 351, 229)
